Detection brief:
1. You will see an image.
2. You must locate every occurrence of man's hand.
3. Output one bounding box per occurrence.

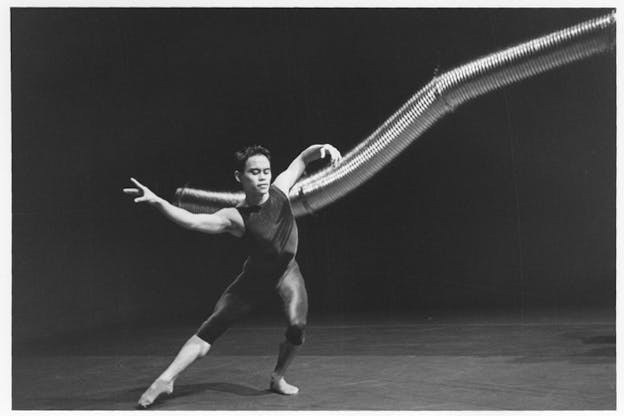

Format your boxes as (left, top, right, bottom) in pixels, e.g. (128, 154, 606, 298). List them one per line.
(123, 177, 161, 205)
(319, 144, 342, 166)
(274, 144, 343, 194)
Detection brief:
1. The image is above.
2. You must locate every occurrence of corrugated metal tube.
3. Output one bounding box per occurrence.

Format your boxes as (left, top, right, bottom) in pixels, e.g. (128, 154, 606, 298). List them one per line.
(176, 12, 615, 217)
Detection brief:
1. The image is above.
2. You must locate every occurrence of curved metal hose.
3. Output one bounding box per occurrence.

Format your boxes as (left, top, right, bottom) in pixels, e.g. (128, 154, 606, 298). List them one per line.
(176, 12, 615, 216)
(174, 187, 244, 213)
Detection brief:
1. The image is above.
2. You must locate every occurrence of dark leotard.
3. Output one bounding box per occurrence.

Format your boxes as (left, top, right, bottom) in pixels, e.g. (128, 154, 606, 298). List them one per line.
(237, 184, 298, 280)
(197, 185, 308, 344)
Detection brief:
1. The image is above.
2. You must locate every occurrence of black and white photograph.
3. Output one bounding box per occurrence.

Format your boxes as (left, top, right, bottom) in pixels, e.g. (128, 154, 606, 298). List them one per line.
(9, 6, 617, 411)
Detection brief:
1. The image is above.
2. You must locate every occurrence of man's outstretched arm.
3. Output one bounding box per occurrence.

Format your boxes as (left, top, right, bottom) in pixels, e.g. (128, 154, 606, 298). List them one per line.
(273, 144, 342, 194)
(123, 177, 242, 236)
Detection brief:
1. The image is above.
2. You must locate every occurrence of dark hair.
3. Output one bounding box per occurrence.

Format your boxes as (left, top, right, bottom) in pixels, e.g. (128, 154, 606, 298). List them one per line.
(234, 145, 271, 171)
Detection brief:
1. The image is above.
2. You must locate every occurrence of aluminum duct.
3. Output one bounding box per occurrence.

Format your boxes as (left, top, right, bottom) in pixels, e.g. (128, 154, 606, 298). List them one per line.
(176, 12, 615, 217)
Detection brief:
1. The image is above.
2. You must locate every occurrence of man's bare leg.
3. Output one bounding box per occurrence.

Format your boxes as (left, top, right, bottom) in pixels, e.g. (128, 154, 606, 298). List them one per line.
(270, 340, 300, 395)
(138, 335, 211, 408)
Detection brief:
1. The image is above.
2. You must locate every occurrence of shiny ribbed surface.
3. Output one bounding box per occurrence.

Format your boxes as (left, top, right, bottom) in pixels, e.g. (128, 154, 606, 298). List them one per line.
(176, 13, 615, 217)
(174, 187, 244, 214)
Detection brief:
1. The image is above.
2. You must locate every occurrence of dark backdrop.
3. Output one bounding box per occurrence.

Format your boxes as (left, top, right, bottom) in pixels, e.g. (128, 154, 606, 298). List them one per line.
(12, 8, 615, 341)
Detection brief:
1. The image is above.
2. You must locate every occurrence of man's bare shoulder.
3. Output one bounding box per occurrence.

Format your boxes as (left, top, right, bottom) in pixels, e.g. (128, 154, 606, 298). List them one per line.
(272, 180, 291, 196)
(217, 207, 245, 237)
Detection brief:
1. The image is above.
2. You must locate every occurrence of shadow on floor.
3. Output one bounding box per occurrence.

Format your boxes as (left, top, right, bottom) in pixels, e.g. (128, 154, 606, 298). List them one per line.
(582, 335, 615, 344)
(509, 332, 615, 364)
(174, 381, 271, 398)
(13, 381, 272, 410)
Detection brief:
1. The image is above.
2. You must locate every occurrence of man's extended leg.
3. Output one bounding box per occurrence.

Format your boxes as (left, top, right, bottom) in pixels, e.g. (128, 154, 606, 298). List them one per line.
(271, 261, 308, 395)
(138, 335, 210, 407)
(138, 292, 252, 408)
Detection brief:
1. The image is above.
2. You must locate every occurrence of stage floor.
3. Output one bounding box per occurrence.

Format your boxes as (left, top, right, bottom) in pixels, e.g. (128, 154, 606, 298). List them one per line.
(12, 308, 615, 410)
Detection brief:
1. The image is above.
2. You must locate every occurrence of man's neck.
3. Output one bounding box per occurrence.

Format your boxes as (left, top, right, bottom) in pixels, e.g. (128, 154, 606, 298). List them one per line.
(245, 191, 269, 207)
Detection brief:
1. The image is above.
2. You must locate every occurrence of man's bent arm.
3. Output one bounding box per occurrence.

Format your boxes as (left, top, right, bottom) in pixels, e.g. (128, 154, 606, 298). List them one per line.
(273, 144, 341, 194)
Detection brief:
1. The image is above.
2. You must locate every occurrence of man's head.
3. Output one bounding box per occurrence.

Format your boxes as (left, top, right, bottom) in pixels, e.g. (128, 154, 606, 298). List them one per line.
(234, 145, 272, 197)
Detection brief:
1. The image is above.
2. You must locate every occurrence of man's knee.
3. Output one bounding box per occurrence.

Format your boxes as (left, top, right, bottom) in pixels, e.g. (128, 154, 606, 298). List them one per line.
(198, 340, 211, 357)
(190, 334, 212, 358)
(285, 323, 306, 346)
(194, 312, 223, 351)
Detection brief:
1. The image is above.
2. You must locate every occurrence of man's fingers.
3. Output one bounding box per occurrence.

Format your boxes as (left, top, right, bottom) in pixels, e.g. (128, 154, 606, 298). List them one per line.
(324, 145, 339, 156)
(320, 144, 342, 166)
(130, 177, 144, 189)
(123, 188, 144, 197)
(328, 147, 341, 162)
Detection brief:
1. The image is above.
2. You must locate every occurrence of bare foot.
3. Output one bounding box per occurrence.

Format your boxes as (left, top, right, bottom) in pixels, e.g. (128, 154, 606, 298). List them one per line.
(137, 379, 174, 408)
(270, 376, 299, 395)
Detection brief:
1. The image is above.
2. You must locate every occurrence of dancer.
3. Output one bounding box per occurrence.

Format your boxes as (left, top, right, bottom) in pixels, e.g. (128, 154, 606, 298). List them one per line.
(123, 144, 341, 408)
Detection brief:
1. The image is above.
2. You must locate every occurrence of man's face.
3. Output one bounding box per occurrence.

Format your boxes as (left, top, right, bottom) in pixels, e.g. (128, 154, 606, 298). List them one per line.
(237, 154, 272, 196)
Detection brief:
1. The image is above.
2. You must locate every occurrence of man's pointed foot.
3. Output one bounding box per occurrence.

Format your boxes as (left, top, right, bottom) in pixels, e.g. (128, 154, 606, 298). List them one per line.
(137, 379, 174, 408)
